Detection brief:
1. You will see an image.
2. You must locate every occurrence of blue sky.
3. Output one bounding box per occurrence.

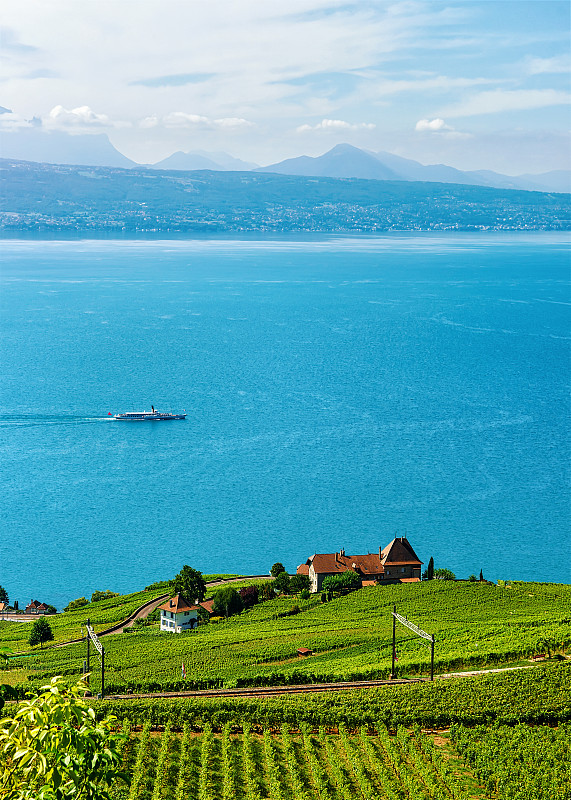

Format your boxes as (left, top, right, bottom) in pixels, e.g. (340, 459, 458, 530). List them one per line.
(1, 0, 569, 172)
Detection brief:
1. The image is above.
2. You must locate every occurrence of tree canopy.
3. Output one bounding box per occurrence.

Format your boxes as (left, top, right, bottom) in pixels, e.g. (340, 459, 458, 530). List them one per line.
(270, 562, 286, 577)
(273, 572, 291, 594)
(434, 568, 456, 581)
(173, 565, 207, 603)
(322, 570, 361, 593)
(0, 586, 8, 605)
(28, 618, 54, 649)
(212, 586, 243, 618)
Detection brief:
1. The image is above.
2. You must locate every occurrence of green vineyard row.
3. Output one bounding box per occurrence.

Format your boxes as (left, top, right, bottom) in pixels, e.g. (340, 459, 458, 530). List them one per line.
(108, 716, 569, 800)
(94, 663, 571, 730)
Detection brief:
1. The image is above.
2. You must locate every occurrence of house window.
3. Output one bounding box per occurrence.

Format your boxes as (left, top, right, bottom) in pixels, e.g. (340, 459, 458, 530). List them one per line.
(401, 568, 405, 573)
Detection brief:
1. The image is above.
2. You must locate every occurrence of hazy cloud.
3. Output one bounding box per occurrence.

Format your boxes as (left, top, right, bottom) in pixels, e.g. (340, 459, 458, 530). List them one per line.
(297, 118, 376, 132)
(131, 73, 215, 88)
(45, 105, 110, 128)
(442, 89, 571, 118)
(0, 110, 32, 131)
(525, 54, 571, 75)
(0, 27, 38, 53)
(140, 112, 254, 131)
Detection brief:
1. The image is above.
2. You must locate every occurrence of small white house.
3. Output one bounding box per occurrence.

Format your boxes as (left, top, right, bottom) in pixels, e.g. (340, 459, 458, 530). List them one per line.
(158, 594, 199, 633)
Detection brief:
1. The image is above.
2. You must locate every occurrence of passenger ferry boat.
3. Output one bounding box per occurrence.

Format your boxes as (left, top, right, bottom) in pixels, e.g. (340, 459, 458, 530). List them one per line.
(112, 406, 186, 421)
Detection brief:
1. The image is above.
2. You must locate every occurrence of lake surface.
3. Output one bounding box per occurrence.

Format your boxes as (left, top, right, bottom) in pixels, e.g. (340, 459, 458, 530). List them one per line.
(1, 233, 569, 609)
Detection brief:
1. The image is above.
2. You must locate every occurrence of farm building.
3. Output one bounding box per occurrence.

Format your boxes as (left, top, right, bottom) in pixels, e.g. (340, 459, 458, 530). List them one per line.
(297, 536, 423, 593)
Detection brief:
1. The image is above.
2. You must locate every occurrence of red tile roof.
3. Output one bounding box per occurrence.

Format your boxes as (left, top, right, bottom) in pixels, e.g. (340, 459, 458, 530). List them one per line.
(199, 598, 215, 614)
(296, 563, 310, 575)
(158, 594, 198, 614)
(381, 537, 423, 566)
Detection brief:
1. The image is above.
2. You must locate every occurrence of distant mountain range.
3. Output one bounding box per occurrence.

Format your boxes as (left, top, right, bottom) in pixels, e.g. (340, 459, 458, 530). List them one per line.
(257, 143, 570, 194)
(151, 150, 258, 171)
(0, 130, 569, 193)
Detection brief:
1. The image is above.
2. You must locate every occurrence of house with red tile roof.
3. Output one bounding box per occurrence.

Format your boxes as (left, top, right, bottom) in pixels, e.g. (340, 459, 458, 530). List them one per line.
(297, 537, 422, 593)
(24, 600, 50, 615)
(158, 593, 214, 633)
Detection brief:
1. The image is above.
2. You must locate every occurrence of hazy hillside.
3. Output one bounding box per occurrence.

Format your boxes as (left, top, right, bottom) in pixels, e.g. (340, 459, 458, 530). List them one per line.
(1, 158, 569, 234)
(0, 129, 137, 169)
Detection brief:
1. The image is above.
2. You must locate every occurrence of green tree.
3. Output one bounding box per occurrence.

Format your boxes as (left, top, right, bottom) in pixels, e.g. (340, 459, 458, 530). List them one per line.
(479, 569, 484, 581)
(0, 676, 128, 800)
(90, 590, 119, 603)
(64, 597, 88, 613)
(212, 586, 243, 618)
(322, 570, 361, 593)
(173, 565, 207, 603)
(422, 556, 434, 581)
(433, 568, 456, 581)
(270, 562, 286, 578)
(258, 582, 275, 601)
(273, 572, 291, 594)
(28, 618, 54, 649)
(0, 586, 8, 605)
(289, 574, 310, 593)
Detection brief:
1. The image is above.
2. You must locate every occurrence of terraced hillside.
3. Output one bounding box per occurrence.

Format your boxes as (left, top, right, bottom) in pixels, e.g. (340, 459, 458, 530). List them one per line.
(3, 580, 569, 694)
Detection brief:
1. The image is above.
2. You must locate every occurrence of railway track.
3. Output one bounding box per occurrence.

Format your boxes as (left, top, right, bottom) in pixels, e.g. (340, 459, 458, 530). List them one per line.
(106, 677, 421, 701)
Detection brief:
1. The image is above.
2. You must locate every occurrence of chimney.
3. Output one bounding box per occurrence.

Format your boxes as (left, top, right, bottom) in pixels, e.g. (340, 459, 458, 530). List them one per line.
(379, 546, 382, 557)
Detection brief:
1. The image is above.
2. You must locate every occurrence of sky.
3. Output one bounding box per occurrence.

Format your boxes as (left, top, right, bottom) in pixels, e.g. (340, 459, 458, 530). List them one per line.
(1, 0, 570, 173)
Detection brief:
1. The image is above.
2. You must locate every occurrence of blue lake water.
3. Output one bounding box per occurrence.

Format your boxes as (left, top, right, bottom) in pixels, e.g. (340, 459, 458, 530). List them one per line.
(1, 233, 569, 609)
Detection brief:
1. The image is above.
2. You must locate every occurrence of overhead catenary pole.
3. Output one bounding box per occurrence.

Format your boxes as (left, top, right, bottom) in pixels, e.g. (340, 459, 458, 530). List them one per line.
(85, 620, 105, 698)
(391, 604, 396, 678)
(86, 618, 90, 686)
(391, 608, 436, 681)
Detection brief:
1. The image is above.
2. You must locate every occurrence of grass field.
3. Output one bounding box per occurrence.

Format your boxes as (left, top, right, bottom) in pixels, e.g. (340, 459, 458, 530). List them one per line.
(3, 580, 569, 694)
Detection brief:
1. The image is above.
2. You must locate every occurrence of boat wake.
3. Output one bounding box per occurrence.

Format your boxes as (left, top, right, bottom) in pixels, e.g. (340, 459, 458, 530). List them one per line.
(0, 415, 113, 428)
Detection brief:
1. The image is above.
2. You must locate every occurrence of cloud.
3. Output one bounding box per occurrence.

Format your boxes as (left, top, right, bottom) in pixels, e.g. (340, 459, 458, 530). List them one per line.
(139, 112, 254, 131)
(415, 117, 450, 132)
(441, 89, 571, 118)
(0, 109, 32, 131)
(130, 73, 215, 88)
(0, 27, 38, 54)
(296, 118, 376, 133)
(525, 54, 571, 75)
(414, 117, 472, 140)
(45, 105, 110, 128)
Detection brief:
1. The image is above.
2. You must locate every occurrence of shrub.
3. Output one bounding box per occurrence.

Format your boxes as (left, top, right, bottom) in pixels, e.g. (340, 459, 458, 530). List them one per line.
(90, 590, 119, 603)
(300, 589, 310, 600)
(239, 585, 259, 609)
(258, 582, 276, 602)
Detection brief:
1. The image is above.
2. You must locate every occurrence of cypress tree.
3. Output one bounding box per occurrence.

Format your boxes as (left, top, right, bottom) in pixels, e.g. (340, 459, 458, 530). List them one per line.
(427, 556, 434, 580)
